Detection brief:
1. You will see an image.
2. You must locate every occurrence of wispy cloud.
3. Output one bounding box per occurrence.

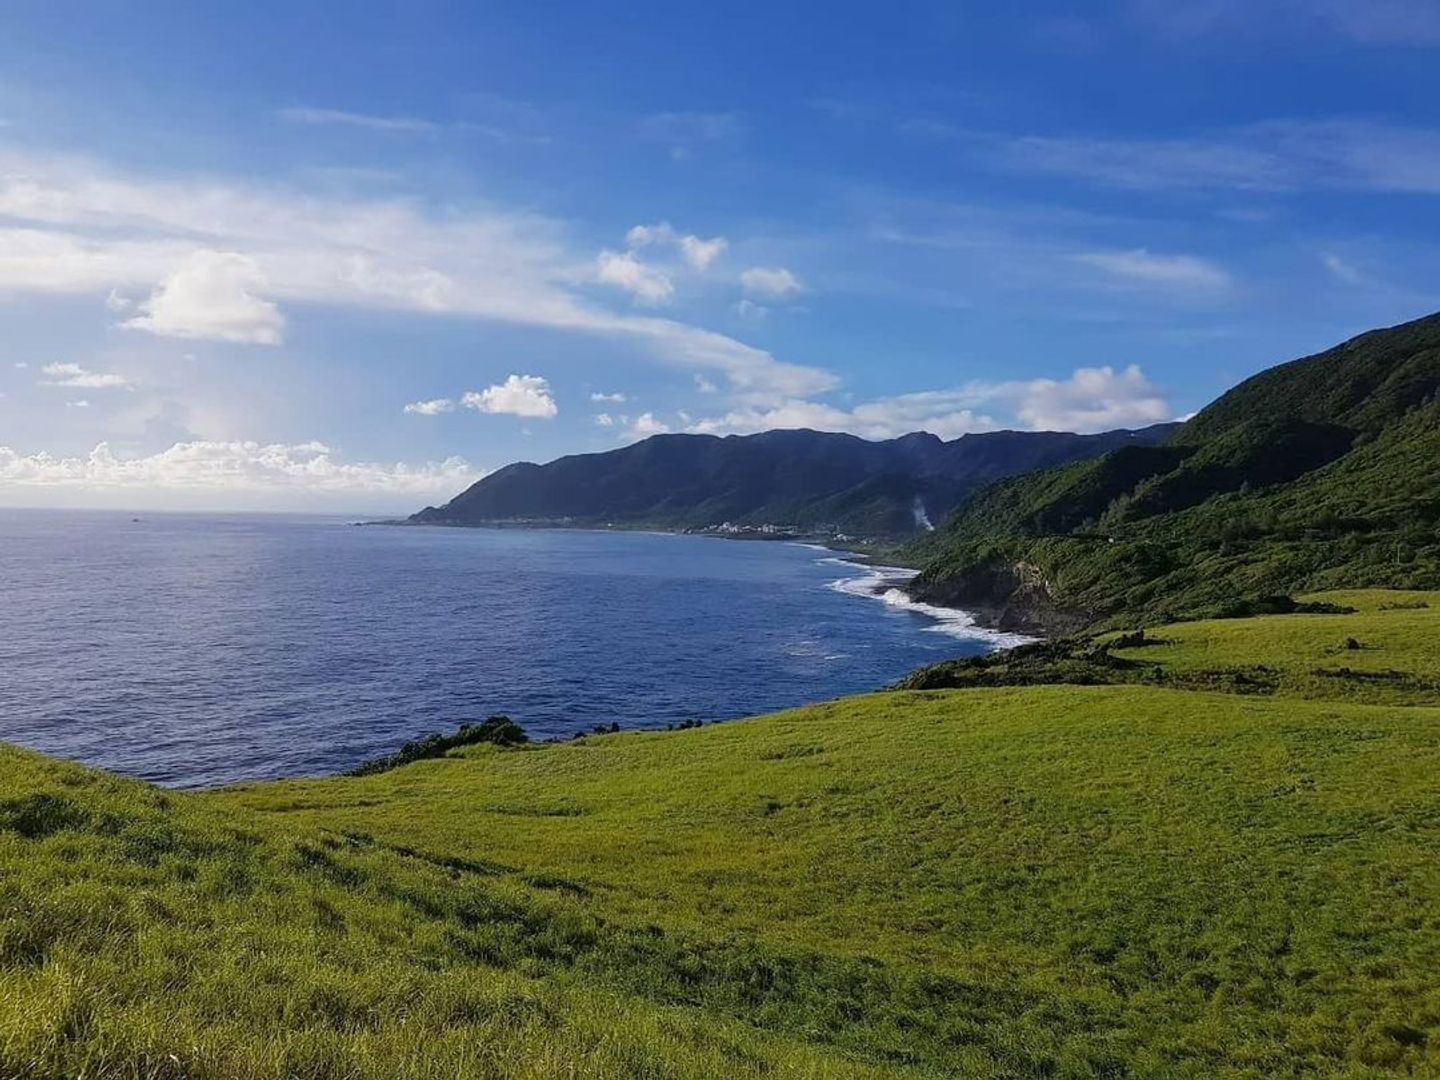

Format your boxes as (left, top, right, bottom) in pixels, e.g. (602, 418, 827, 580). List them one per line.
(0, 146, 835, 400)
(636, 111, 743, 159)
(740, 266, 805, 300)
(1321, 251, 1366, 284)
(40, 362, 133, 389)
(1073, 249, 1232, 295)
(999, 119, 1440, 194)
(277, 107, 439, 134)
(1130, 0, 1440, 45)
(402, 398, 455, 416)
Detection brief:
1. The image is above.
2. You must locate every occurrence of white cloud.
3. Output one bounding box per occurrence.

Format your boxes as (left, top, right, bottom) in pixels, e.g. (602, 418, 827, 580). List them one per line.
(621, 412, 671, 441)
(689, 365, 1171, 439)
(40, 362, 132, 389)
(403, 397, 455, 415)
(0, 147, 834, 400)
(636, 112, 743, 159)
(740, 266, 804, 299)
(276, 107, 439, 134)
(1321, 252, 1365, 284)
(680, 235, 728, 271)
(589, 391, 627, 403)
(595, 249, 674, 305)
(593, 412, 615, 426)
(689, 395, 995, 441)
(461, 374, 558, 418)
(735, 298, 769, 319)
(104, 287, 132, 312)
(625, 222, 728, 270)
(1132, 0, 1440, 44)
(123, 250, 285, 344)
(1073, 249, 1232, 294)
(0, 440, 475, 496)
(1013, 365, 1171, 431)
(1000, 119, 1440, 194)
(66, 399, 91, 409)
(694, 374, 718, 393)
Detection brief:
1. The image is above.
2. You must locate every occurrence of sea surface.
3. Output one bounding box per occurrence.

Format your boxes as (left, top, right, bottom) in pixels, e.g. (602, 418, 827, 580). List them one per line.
(0, 510, 1023, 788)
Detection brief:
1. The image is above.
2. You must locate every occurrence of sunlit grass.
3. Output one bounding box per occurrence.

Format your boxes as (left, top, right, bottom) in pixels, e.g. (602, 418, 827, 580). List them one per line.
(5, 590, 1440, 1076)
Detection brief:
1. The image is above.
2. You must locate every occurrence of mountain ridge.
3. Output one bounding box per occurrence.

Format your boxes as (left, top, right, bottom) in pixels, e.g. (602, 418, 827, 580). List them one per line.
(410, 423, 1180, 538)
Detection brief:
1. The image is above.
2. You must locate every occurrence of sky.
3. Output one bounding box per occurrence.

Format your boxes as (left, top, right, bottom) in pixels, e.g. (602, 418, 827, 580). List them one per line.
(0, 1, 1438, 512)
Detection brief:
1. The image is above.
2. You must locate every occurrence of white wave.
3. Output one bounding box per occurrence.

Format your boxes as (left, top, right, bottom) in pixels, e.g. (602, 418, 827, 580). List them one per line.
(825, 561, 1033, 647)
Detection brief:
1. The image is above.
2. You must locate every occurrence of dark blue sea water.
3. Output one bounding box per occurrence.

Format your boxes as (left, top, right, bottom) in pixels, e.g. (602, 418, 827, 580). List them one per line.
(0, 511, 1021, 788)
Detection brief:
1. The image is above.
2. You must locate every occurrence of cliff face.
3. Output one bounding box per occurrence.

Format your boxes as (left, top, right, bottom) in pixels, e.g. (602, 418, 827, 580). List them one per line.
(411, 424, 1180, 539)
(911, 557, 1090, 636)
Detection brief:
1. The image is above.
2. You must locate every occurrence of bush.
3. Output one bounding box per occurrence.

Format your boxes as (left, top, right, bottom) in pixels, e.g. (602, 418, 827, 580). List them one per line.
(348, 716, 528, 775)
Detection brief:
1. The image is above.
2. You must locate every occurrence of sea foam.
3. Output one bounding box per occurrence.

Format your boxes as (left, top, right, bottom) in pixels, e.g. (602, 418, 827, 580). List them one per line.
(824, 560, 1034, 647)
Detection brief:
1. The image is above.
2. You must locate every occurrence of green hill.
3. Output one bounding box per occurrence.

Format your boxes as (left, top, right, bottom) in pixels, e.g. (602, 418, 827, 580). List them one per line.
(907, 312, 1440, 632)
(5, 592, 1440, 1077)
(409, 425, 1178, 539)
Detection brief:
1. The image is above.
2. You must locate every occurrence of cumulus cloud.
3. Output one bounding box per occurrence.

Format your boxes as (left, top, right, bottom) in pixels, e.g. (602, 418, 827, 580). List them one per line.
(403, 397, 455, 415)
(593, 412, 615, 426)
(689, 395, 995, 441)
(621, 412, 672, 441)
(625, 222, 728, 270)
(1013, 365, 1171, 430)
(40, 362, 132, 389)
(461, 374, 558, 418)
(0, 440, 475, 496)
(689, 365, 1171, 439)
(589, 391, 627, 403)
(1073, 249, 1232, 294)
(595, 249, 675, 305)
(740, 266, 805, 299)
(0, 147, 834, 400)
(123, 250, 285, 344)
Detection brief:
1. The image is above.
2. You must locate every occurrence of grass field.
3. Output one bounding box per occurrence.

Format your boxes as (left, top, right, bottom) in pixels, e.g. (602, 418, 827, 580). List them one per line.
(4, 592, 1440, 1077)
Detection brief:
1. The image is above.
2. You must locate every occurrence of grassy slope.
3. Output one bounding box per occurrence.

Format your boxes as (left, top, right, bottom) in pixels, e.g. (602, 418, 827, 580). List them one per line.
(5, 592, 1440, 1077)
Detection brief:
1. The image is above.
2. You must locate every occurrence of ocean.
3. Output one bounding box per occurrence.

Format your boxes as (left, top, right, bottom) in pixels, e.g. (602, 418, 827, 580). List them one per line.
(0, 510, 1021, 787)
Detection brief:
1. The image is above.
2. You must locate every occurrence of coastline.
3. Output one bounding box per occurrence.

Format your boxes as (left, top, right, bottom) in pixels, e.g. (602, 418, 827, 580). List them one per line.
(384, 517, 1026, 645)
(815, 552, 1036, 648)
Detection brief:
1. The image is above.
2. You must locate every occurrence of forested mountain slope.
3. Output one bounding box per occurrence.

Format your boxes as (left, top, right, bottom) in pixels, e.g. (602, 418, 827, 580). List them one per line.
(411, 424, 1177, 537)
(908, 312, 1440, 632)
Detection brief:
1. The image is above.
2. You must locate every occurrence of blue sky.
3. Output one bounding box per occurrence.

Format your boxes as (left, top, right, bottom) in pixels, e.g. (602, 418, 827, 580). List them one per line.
(1, 1, 1437, 510)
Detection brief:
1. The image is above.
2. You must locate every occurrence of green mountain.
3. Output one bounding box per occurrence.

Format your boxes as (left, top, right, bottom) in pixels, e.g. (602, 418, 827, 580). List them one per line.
(410, 425, 1178, 538)
(908, 311, 1440, 632)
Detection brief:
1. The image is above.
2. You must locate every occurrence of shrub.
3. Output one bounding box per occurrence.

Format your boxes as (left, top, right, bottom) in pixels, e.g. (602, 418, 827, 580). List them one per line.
(347, 716, 528, 775)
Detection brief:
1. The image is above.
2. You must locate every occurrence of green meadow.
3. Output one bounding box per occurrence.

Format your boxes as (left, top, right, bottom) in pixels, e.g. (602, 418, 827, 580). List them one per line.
(4, 591, 1440, 1077)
